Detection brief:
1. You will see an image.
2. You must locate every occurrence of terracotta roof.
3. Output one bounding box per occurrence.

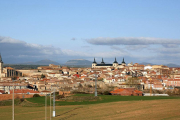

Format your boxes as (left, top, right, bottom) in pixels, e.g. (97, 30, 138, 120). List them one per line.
(9, 89, 40, 94)
(0, 90, 5, 93)
(6, 67, 14, 70)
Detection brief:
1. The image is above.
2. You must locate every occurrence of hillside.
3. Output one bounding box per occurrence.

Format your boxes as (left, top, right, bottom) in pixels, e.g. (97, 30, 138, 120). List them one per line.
(21, 59, 60, 65)
(65, 59, 92, 66)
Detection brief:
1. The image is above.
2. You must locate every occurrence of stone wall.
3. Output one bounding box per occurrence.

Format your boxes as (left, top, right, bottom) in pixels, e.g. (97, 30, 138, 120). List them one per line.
(0, 94, 33, 101)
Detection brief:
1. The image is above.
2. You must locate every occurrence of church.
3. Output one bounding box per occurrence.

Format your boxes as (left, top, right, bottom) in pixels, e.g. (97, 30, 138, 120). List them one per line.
(0, 54, 22, 80)
(92, 57, 126, 68)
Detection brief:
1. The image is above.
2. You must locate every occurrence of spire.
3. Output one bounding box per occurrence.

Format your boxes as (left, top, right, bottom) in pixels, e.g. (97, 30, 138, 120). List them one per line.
(93, 57, 97, 63)
(101, 58, 105, 64)
(0, 53, 2, 63)
(114, 57, 118, 63)
(122, 57, 125, 64)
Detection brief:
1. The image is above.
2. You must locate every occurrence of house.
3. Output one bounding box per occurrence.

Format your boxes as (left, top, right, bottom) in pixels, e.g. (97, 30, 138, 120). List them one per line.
(110, 88, 143, 96)
(0, 90, 5, 94)
(59, 91, 71, 97)
(9, 89, 40, 95)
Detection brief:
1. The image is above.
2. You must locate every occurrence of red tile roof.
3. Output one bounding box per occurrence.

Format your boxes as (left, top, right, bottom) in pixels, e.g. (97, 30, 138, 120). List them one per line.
(9, 89, 40, 94)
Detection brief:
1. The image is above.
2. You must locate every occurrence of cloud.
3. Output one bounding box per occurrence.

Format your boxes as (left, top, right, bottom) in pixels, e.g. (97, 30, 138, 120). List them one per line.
(162, 44, 179, 48)
(110, 46, 127, 52)
(125, 45, 148, 50)
(86, 37, 180, 45)
(0, 36, 64, 62)
(71, 37, 76, 40)
(1, 36, 180, 65)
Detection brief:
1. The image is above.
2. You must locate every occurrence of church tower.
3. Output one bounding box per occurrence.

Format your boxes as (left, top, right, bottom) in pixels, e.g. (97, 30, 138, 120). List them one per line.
(101, 58, 105, 64)
(0, 53, 3, 78)
(121, 57, 126, 66)
(92, 57, 97, 68)
(113, 57, 118, 68)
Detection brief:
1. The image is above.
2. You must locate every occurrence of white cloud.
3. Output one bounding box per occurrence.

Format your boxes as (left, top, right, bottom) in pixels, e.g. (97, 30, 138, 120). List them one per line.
(1, 36, 180, 65)
(0, 36, 25, 44)
(86, 37, 180, 45)
(0, 36, 64, 62)
(125, 45, 148, 50)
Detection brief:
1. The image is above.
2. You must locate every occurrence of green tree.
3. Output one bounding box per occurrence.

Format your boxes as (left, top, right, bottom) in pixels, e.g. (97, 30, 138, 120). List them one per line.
(41, 74, 45, 78)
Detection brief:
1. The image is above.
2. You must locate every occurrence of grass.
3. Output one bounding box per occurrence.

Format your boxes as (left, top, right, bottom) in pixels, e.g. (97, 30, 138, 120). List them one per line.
(25, 94, 180, 106)
(0, 99, 21, 106)
(1, 99, 180, 120)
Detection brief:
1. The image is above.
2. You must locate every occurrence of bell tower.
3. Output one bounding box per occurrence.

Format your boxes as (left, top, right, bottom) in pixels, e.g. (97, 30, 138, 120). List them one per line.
(0, 53, 3, 78)
(92, 57, 97, 68)
(121, 57, 126, 66)
(113, 57, 118, 68)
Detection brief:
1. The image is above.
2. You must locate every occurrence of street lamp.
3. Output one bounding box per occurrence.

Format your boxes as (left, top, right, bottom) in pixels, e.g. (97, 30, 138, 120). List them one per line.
(12, 80, 14, 120)
(94, 72, 97, 97)
(50, 86, 52, 120)
(53, 88, 55, 117)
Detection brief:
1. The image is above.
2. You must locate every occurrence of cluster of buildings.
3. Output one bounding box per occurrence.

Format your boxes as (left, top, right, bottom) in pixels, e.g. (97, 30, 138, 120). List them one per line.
(0, 54, 180, 96)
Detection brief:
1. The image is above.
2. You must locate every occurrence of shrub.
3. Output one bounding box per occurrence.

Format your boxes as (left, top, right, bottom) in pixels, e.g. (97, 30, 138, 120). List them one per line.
(72, 90, 87, 94)
(19, 98, 25, 103)
(103, 91, 110, 95)
(56, 95, 65, 99)
(87, 84, 92, 88)
(33, 94, 40, 97)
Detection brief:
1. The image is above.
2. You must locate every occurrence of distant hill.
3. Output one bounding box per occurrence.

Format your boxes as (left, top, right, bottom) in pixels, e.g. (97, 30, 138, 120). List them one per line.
(65, 59, 92, 66)
(20, 59, 60, 65)
(139, 62, 180, 68)
(139, 62, 155, 65)
(165, 63, 180, 68)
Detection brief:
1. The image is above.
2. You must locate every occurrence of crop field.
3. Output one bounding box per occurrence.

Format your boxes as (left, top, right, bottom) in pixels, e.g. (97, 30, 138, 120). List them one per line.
(0, 95, 180, 120)
(0, 99, 180, 120)
(26, 94, 180, 106)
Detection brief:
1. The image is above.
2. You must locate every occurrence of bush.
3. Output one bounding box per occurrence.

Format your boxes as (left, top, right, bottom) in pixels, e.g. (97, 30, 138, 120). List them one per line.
(19, 98, 25, 103)
(56, 95, 65, 99)
(33, 94, 40, 97)
(103, 91, 110, 95)
(72, 90, 87, 94)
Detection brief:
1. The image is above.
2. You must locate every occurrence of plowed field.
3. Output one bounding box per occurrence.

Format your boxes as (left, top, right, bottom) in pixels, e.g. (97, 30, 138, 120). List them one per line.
(0, 99, 180, 120)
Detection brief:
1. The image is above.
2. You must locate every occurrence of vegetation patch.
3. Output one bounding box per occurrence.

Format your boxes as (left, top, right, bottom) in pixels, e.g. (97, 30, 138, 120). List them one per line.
(62, 96, 100, 102)
(25, 94, 180, 106)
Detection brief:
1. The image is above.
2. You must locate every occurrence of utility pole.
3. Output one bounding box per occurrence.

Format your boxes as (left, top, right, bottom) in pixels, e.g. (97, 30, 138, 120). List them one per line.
(150, 78, 152, 96)
(95, 72, 97, 97)
(50, 87, 51, 120)
(12, 81, 14, 120)
(45, 92, 47, 120)
(53, 88, 55, 117)
(44, 79, 47, 120)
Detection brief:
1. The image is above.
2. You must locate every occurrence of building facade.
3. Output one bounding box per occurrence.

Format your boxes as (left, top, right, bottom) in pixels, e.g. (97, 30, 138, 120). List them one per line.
(0, 54, 22, 79)
(92, 57, 126, 68)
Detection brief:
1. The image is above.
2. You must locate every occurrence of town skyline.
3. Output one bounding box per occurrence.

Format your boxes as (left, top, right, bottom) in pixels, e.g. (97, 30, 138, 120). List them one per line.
(0, 1, 180, 64)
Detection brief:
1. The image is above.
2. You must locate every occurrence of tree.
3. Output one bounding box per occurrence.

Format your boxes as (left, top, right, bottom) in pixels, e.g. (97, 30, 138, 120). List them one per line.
(41, 74, 45, 78)
(33, 94, 40, 97)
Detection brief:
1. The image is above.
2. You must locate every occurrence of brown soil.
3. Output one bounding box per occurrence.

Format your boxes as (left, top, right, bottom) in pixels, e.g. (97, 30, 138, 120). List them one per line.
(1, 99, 180, 120)
(56, 99, 180, 120)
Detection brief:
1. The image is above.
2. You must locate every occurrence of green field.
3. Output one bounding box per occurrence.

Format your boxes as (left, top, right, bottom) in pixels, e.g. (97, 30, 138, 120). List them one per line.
(1, 98, 180, 120)
(1, 95, 180, 120)
(26, 94, 180, 106)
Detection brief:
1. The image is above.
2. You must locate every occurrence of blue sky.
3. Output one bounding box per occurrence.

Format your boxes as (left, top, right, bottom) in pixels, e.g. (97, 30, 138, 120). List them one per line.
(0, 0, 180, 64)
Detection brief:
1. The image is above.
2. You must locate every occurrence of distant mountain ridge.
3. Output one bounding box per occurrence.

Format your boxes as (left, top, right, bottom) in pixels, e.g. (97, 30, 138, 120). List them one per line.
(65, 59, 92, 65)
(165, 63, 180, 68)
(20, 59, 60, 65)
(139, 62, 180, 68)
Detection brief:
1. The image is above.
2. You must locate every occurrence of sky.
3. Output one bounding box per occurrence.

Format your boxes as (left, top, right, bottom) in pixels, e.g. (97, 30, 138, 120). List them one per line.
(0, 0, 180, 65)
